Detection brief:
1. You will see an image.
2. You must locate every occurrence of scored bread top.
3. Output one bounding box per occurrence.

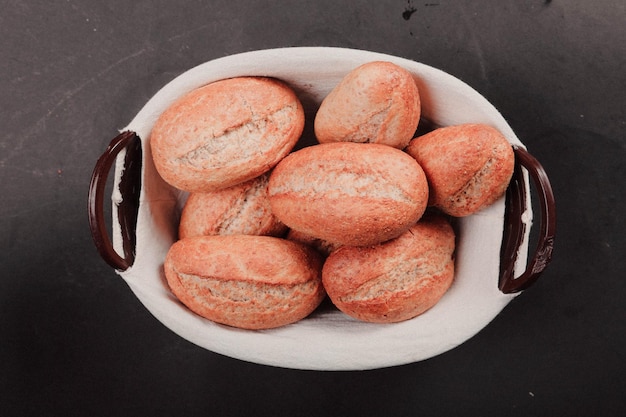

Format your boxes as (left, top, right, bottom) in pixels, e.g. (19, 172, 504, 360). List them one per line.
(314, 61, 420, 149)
(164, 235, 325, 330)
(178, 173, 287, 239)
(150, 77, 305, 193)
(165, 235, 320, 286)
(322, 214, 456, 323)
(268, 142, 429, 246)
(406, 124, 515, 217)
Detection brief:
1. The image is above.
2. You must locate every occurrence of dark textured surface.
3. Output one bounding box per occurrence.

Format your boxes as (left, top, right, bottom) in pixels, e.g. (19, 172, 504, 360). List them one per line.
(1, 1, 625, 415)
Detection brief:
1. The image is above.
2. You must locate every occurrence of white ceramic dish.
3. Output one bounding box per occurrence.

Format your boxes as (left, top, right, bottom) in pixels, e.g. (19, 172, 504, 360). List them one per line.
(89, 47, 555, 370)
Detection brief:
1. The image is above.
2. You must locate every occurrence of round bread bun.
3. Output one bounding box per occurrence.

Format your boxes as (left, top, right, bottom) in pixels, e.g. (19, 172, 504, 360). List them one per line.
(268, 142, 429, 247)
(406, 123, 515, 217)
(322, 214, 455, 323)
(164, 235, 325, 330)
(150, 77, 304, 193)
(178, 173, 287, 240)
(314, 61, 420, 149)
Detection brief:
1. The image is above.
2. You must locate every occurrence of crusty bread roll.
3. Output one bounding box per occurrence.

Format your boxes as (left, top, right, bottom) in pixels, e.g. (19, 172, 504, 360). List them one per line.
(150, 77, 305, 193)
(322, 214, 455, 323)
(178, 173, 287, 239)
(268, 142, 429, 247)
(164, 235, 325, 330)
(314, 61, 420, 149)
(405, 123, 515, 217)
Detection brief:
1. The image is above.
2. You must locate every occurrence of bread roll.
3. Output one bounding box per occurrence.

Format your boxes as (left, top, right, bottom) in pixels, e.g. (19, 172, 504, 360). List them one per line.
(164, 235, 325, 330)
(314, 61, 420, 149)
(405, 123, 515, 217)
(179, 173, 287, 239)
(150, 77, 305, 193)
(268, 142, 429, 247)
(322, 215, 455, 323)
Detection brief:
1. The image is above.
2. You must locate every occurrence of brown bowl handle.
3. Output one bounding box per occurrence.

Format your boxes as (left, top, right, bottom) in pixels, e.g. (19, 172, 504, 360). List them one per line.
(88, 131, 142, 271)
(499, 146, 556, 293)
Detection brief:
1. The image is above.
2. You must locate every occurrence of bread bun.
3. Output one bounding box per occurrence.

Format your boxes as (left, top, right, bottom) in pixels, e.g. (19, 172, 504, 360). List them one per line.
(406, 123, 515, 217)
(164, 235, 325, 330)
(268, 142, 429, 247)
(322, 215, 455, 323)
(179, 173, 287, 239)
(150, 77, 304, 193)
(314, 61, 420, 149)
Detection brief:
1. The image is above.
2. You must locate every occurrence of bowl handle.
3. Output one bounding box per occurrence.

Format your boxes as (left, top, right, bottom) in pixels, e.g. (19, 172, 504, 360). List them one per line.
(499, 146, 556, 293)
(88, 131, 142, 271)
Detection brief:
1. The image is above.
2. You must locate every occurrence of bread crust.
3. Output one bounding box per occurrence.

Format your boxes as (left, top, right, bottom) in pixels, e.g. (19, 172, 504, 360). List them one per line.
(178, 173, 287, 239)
(164, 235, 325, 330)
(406, 124, 515, 217)
(268, 142, 429, 247)
(322, 215, 455, 323)
(150, 77, 304, 193)
(286, 229, 341, 257)
(314, 61, 420, 149)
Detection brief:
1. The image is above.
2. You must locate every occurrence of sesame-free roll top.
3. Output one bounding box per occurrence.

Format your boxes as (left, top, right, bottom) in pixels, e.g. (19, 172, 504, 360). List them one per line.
(150, 77, 305, 193)
(268, 142, 429, 247)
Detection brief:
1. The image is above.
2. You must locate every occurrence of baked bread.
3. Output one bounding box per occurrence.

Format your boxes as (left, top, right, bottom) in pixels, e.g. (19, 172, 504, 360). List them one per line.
(150, 77, 305, 193)
(314, 61, 420, 149)
(322, 214, 455, 323)
(268, 142, 429, 247)
(405, 123, 515, 217)
(178, 172, 287, 239)
(164, 235, 325, 330)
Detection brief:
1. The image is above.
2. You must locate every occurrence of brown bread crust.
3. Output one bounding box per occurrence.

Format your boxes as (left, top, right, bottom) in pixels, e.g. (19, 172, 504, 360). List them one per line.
(150, 77, 304, 193)
(322, 215, 455, 323)
(268, 142, 429, 247)
(314, 61, 420, 149)
(286, 229, 342, 257)
(178, 173, 287, 239)
(405, 124, 515, 217)
(164, 235, 325, 330)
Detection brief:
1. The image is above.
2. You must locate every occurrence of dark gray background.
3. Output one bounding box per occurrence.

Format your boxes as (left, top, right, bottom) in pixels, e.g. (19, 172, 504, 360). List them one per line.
(2, 0, 625, 415)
